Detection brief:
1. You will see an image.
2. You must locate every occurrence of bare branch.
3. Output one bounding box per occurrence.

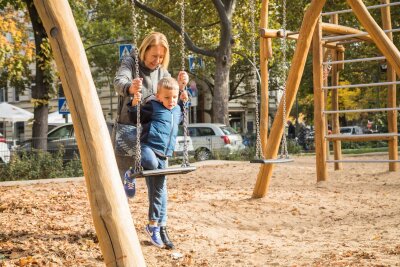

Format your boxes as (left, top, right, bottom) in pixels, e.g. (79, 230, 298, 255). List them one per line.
(134, 0, 217, 58)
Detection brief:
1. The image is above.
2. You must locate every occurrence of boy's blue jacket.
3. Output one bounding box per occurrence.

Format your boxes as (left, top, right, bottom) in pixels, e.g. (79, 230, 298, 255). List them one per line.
(127, 97, 183, 157)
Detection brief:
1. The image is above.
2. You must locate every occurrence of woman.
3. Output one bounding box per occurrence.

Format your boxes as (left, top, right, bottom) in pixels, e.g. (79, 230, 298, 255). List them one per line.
(113, 32, 188, 249)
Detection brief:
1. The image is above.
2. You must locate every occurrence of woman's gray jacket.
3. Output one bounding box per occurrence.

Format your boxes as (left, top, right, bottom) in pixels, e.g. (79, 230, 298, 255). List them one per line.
(114, 51, 171, 124)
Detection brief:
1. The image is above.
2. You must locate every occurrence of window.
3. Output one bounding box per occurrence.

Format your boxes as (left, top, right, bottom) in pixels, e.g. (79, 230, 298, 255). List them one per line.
(197, 127, 215, 136)
(220, 126, 237, 135)
(48, 125, 73, 139)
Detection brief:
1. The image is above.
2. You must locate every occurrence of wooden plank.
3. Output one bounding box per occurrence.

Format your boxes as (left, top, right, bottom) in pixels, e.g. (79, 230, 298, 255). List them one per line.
(347, 0, 400, 77)
(326, 133, 397, 142)
(380, 0, 398, 171)
(330, 14, 342, 171)
(253, 0, 328, 198)
(312, 18, 328, 182)
(32, 1, 146, 266)
(321, 22, 373, 42)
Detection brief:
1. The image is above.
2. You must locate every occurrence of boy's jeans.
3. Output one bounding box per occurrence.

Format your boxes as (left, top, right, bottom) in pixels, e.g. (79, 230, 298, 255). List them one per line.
(141, 146, 168, 227)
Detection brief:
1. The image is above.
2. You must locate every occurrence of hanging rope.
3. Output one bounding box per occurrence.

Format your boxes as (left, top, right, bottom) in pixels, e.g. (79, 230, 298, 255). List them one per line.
(130, 0, 143, 174)
(180, 0, 191, 167)
(279, 0, 289, 159)
(250, 0, 264, 160)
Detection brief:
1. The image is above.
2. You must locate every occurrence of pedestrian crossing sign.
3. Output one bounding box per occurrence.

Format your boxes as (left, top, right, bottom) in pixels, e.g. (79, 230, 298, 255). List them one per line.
(58, 98, 70, 114)
(119, 44, 133, 60)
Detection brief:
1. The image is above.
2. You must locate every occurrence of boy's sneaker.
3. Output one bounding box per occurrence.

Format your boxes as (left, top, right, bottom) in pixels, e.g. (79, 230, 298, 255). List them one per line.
(160, 226, 175, 249)
(145, 225, 164, 248)
(123, 169, 136, 198)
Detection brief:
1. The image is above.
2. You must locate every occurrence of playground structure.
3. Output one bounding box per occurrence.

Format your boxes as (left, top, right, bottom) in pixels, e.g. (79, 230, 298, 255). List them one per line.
(31, 0, 399, 266)
(253, 0, 400, 198)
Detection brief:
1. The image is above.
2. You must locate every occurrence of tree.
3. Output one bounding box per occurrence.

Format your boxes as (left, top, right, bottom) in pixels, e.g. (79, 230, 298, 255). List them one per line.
(133, 0, 237, 124)
(0, 0, 56, 150)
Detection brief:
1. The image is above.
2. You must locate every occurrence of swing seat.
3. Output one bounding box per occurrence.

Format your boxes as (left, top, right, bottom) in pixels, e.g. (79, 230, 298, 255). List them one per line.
(130, 166, 197, 178)
(250, 157, 294, 164)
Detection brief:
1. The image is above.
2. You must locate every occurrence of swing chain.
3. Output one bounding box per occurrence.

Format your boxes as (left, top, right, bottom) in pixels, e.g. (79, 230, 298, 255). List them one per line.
(280, 0, 289, 158)
(130, 0, 143, 173)
(180, 0, 190, 167)
(250, 0, 263, 160)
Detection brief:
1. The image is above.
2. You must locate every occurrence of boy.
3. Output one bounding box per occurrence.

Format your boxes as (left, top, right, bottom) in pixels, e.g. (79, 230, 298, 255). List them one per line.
(125, 77, 185, 249)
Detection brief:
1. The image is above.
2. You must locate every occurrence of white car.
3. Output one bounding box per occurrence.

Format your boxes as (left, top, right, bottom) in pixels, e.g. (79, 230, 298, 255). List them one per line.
(177, 123, 245, 161)
(340, 126, 363, 135)
(0, 133, 10, 163)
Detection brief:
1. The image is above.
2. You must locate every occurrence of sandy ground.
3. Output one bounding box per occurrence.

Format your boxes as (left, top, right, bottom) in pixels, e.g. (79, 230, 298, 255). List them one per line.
(0, 154, 399, 266)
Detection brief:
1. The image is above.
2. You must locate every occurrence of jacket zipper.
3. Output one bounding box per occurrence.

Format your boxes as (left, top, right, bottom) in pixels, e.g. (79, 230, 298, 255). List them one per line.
(165, 111, 174, 155)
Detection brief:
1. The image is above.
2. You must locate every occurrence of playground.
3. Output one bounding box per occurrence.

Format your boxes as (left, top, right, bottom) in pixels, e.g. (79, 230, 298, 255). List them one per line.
(1, 155, 399, 266)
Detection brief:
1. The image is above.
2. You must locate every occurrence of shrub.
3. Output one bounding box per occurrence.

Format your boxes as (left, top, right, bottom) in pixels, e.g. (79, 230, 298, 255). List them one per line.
(0, 148, 83, 182)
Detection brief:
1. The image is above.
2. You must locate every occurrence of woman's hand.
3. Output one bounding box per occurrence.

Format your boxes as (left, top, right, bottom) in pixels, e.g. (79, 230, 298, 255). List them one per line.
(177, 71, 189, 90)
(180, 90, 189, 102)
(131, 91, 142, 106)
(129, 77, 143, 95)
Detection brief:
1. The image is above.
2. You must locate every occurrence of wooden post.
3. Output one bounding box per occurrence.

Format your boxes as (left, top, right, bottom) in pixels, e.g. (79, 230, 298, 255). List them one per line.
(347, 0, 400, 77)
(380, 0, 398, 171)
(259, 0, 270, 154)
(32, 1, 146, 266)
(252, 0, 327, 198)
(330, 14, 342, 171)
(323, 49, 331, 160)
(312, 18, 328, 182)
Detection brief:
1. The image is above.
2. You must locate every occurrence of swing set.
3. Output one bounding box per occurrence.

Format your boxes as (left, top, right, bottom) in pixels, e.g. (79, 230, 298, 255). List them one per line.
(32, 0, 399, 265)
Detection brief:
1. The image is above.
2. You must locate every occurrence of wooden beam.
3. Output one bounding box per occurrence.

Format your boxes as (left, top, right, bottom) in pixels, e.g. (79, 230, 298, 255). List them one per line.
(380, 0, 398, 171)
(326, 133, 397, 142)
(32, 1, 146, 266)
(330, 14, 342, 171)
(347, 0, 400, 77)
(252, 0, 328, 198)
(321, 22, 373, 42)
(312, 18, 328, 182)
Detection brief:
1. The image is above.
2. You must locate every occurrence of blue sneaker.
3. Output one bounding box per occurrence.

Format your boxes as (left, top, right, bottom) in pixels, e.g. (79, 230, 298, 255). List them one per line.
(123, 169, 136, 198)
(145, 225, 164, 248)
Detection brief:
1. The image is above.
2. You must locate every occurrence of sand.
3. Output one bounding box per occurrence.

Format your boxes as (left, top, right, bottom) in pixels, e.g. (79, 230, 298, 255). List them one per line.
(0, 154, 399, 266)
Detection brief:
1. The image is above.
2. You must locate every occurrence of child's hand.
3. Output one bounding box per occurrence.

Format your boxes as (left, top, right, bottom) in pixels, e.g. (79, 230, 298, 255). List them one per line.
(129, 78, 143, 95)
(131, 92, 142, 106)
(180, 90, 189, 102)
(177, 71, 189, 89)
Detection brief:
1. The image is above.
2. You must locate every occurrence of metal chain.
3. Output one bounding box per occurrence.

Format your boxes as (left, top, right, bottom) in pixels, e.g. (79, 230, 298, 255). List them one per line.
(280, 0, 289, 158)
(180, 0, 190, 167)
(250, 0, 263, 160)
(130, 0, 142, 173)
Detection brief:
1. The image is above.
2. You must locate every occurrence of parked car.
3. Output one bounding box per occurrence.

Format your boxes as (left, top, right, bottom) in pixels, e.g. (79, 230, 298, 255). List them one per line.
(178, 123, 245, 161)
(340, 126, 363, 135)
(0, 133, 6, 143)
(0, 141, 11, 164)
(16, 122, 114, 162)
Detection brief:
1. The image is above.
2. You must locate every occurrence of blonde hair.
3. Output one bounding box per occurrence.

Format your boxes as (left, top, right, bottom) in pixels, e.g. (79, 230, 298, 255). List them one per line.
(138, 32, 170, 69)
(157, 77, 179, 92)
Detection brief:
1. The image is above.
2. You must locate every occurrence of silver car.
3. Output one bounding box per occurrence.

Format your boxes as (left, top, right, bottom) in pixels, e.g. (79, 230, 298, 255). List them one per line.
(178, 123, 245, 161)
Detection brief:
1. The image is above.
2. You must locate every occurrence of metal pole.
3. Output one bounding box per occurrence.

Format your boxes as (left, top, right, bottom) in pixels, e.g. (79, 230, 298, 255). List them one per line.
(322, 2, 400, 16)
(323, 28, 400, 42)
(323, 56, 386, 65)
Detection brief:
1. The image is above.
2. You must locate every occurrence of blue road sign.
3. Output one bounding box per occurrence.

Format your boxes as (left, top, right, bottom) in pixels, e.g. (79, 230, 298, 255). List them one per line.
(58, 98, 70, 114)
(188, 55, 204, 72)
(119, 44, 133, 60)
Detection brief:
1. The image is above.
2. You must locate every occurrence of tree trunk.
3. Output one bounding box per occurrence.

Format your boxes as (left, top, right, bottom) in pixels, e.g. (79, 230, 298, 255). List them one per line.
(25, 0, 50, 150)
(213, 54, 231, 124)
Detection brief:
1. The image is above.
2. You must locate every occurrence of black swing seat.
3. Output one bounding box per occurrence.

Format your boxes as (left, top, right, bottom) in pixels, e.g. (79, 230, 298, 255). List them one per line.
(130, 166, 197, 178)
(250, 157, 294, 164)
